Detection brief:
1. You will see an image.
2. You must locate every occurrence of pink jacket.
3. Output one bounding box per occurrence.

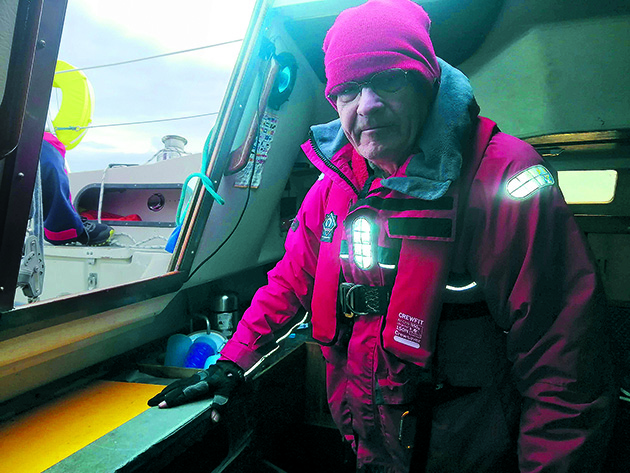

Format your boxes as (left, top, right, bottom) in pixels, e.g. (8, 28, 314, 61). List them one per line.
(221, 117, 615, 471)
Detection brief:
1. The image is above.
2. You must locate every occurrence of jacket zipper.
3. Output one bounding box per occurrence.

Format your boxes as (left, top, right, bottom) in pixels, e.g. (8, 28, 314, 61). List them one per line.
(309, 131, 360, 196)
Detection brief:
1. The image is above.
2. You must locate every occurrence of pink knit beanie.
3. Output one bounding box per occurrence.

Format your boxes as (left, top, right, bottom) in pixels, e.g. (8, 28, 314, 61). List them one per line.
(323, 0, 440, 99)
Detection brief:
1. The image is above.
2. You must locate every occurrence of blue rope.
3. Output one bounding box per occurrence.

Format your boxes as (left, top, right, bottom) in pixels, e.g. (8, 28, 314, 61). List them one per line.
(174, 130, 224, 227)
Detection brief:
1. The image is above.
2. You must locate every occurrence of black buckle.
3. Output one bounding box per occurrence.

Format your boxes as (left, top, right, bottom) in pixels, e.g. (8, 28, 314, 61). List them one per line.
(339, 282, 390, 318)
(340, 282, 369, 317)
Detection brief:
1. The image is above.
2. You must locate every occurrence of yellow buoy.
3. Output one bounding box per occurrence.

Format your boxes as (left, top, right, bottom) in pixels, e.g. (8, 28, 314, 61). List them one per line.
(52, 60, 94, 150)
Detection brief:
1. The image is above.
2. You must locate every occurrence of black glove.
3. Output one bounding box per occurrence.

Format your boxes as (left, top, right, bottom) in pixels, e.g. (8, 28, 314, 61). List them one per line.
(148, 360, 244, 409)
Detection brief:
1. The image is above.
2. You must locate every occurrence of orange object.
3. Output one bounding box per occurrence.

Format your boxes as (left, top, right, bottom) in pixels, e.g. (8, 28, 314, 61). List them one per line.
(0, 380, 165, 473)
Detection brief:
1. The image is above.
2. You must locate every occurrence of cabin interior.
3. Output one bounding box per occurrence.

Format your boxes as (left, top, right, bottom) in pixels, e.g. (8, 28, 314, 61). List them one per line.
(1, 0, 629, 471)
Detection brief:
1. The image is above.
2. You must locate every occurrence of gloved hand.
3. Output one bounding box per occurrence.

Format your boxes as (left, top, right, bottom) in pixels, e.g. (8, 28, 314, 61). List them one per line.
(148, 360, 245, 414)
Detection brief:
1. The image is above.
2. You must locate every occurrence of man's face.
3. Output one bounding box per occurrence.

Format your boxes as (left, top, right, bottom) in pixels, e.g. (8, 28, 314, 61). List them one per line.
(335, 71, 431, 172)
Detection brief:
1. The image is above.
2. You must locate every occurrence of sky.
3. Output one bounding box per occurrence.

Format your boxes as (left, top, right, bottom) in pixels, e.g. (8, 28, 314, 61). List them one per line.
(53, 0, 257, 172)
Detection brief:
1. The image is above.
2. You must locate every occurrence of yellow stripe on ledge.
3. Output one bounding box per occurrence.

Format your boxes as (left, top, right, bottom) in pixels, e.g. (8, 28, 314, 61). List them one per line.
(0, 380, 166, 473)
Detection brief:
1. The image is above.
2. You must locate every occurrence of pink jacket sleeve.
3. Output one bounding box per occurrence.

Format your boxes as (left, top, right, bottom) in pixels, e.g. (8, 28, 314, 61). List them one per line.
(219, 177, 329, 370)
(465, 134, 616, 472)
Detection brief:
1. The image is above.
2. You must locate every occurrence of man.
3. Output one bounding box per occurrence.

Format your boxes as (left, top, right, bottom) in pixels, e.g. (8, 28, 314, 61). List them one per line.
(149, 1, 616, 471)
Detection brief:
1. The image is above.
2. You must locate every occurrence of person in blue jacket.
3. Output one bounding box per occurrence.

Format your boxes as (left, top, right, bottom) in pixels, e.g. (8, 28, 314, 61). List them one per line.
(40, 132, 113, 246)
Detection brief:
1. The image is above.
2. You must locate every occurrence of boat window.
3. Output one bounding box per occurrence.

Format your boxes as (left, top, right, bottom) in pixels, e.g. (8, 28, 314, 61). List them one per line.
(557, 170, 618, 204)
(12, 0, 257, 306)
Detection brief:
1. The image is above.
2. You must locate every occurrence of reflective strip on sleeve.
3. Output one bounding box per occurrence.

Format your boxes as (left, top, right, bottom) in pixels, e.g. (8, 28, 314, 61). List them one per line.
(506, 165, 554, 199)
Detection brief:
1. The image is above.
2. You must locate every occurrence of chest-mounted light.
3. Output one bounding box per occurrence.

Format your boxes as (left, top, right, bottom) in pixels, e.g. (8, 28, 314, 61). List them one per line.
(352, 216, 375, 270)
(506, 165, 554, 199)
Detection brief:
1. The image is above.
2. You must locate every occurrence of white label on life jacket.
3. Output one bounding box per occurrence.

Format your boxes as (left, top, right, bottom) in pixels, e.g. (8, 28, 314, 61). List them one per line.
(393, 312, 424, 349)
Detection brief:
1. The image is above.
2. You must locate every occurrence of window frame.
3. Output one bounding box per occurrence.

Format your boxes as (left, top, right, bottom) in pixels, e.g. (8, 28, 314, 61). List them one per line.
(0, 0, 273, 331)
(0, 0, 65, 313)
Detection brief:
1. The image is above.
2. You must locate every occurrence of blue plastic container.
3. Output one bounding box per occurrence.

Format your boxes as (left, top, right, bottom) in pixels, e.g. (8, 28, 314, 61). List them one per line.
(184, 336, 217, 368)
(164, 334, 193, 367)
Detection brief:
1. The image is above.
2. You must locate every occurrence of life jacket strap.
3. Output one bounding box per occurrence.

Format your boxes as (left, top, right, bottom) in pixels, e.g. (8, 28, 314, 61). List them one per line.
(339, 282, 391, 318)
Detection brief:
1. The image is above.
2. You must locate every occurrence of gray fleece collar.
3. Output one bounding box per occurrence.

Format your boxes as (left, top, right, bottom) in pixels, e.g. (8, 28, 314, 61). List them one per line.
(381, 59, 479, 199)
(310, 119, 347, 160)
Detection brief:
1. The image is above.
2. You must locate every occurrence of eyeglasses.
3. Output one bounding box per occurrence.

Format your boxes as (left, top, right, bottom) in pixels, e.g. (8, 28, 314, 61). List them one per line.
(328, 68, 410, 104)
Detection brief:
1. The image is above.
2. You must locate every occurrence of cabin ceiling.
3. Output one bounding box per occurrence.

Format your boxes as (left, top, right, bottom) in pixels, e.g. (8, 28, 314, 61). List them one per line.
(282, 0, 630, 84)
(283, 0, 506, 84)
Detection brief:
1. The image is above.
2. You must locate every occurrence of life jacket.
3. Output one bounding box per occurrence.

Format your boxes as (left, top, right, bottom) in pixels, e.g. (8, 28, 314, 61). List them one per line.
(311, 117, 498, 367)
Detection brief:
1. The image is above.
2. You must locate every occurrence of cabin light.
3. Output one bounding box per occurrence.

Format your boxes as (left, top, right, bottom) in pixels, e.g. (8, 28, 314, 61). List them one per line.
(352, 217, 375, 270)
(277, 66, 292, 94)
(268, 52, 298, 110)
(378, 263, 397, 270)
(446, 281, 477, 292)
(506, 165, 554, 199)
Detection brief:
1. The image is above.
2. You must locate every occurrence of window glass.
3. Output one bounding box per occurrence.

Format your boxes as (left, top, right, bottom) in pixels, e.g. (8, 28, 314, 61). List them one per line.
(557, 170, 618, 204)
(14, 0, 256, 305)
